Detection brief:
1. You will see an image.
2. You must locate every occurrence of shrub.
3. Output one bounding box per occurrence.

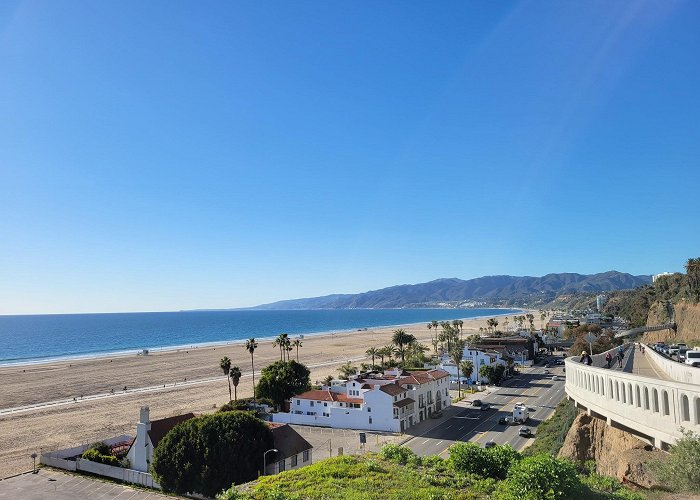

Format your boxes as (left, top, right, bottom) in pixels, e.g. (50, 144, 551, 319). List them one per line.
(379, 444, 418, 465)
(81, 448, 121, 467)
(449, 442, 521, 480)
(495, 454, 582, 499)
(649, 428, 700, 493)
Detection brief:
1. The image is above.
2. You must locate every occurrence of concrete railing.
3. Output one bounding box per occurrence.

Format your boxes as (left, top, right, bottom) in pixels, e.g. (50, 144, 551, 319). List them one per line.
(565, 356, 700, 448)
(643, 343, 700, 386)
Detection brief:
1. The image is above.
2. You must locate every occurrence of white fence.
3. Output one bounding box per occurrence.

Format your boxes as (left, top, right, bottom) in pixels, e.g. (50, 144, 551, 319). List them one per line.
(643, 344, 700, 385)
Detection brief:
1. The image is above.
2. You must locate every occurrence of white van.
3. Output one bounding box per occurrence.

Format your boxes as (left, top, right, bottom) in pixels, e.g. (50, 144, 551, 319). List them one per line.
(684, 350, 700, 367)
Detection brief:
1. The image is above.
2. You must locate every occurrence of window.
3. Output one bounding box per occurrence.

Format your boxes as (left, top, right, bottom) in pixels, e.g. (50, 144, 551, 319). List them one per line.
(394, 396, 397, 401)
(310, 401, 314, 407)
(278, 460, 285, 472)
(296, 400, 300, 405)
(291, 455, 298, 467)
(324, 402, 328, 406)
(303, 450, 310, 462)
(369, 417, 373, 424)
(367, 407, 371, 412)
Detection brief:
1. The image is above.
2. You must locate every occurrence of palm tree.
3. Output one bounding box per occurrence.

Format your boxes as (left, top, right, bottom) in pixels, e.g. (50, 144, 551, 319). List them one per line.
(322, 375, 334, 387)
(272, 334, 285, 361)
(245, 338, 258, 403)
(391, 329, 416, 365)
(460, 360, 474, 390)
(219, 356, 232, 401)
(449, 339, 466, 397)
(229, 366, 242, 401)
(379, 345, 393, 367)
(365, 347, 379, 368)
(338, 361, 357, 380)
(292, 338, 303, 361)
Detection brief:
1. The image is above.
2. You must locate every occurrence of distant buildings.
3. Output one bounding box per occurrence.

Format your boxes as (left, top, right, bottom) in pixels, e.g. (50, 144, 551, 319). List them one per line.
(272, 368, 450, 432)
(653, 272, 673, 282)
(596, 294, 606, 312)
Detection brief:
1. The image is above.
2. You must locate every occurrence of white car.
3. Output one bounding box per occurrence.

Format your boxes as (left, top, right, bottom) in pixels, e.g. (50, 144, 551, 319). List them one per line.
(684, 350, 700, 367)
(551, 375, 559, 381)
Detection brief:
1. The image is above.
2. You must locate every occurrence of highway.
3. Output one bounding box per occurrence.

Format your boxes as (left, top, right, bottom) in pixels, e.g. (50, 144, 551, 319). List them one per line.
(403, 356, 567, 456)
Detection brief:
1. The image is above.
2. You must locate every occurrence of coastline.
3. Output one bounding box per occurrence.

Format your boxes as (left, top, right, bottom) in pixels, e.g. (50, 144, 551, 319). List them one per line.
(0, 309, 523, 368)
(0, 310, 528, 479)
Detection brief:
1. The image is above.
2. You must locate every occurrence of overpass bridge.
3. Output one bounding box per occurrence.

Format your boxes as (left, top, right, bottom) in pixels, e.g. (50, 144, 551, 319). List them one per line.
(565, 343, 700, 449)
(614, 323, 676, 339)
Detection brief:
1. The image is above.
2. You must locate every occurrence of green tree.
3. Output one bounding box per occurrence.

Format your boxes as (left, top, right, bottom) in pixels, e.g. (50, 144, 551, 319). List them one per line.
(686, 257, 700, 302)
(256, 360, 311, 408)
(229, 366, 242, 401)
(479, 364, 495, 384)
(245, 338, 258, 403)
(151, 411, 274, 497)
(321, 374, 334, 386)
(219, 356, 232, 401)
(391, 329, 416, 365)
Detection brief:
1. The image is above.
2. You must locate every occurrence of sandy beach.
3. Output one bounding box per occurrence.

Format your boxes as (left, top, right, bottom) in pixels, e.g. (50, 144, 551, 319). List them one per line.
(0, 313, 511, 478)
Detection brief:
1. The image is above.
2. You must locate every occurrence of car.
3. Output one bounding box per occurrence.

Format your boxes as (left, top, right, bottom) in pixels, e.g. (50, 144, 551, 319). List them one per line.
(518, 427, 532, 437)
(498, 417, 509, 425)
(472, 399, 482, 407)
(430, 410, 443, 419)
(484, 441, 497, 448)
(480, 403, 491, 411)
(544, 369, 551, 374)
(552, 375, 559, 381)
(684, 350, 700, 367)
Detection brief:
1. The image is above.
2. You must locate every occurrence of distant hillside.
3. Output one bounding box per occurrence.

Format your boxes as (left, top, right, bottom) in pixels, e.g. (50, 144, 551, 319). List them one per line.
(252, 271, 652, 310)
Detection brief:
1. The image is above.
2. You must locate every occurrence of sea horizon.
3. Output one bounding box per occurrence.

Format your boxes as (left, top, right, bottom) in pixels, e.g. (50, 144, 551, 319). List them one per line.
(0, 308, 521, 367)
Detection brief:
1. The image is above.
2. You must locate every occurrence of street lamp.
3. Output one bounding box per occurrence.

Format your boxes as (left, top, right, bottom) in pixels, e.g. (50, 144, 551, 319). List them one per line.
(31, 452, 37, 473)
(263, 448, 278, 476)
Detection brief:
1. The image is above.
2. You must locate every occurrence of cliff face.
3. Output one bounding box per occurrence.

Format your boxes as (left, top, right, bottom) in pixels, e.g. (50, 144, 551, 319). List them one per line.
(558, 412, 666, 488)
(644, 301, 700, 345)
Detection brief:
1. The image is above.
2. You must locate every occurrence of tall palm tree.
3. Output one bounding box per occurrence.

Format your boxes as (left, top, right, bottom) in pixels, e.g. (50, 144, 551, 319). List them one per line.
(229, 366, 242, 401)
(427, 322, 433, 344)
(379, 345, 393, 367)
(292, 338, 303, 361)
(219, 356, 232, 401)
(365, 347, 379, 368)
(245, 338, 258, 403)
(450, 339, 466, 397)
(391, 329, 416, 365)
(272, 334, 285, 361)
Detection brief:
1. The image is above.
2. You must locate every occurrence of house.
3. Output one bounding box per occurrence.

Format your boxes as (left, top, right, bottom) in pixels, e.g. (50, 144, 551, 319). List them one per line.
(127, 407, 195, 472)
(265, 423, 313, 474)
(127, 407, 314, 476)
(440, 348, 507, 384)
(272, 368, 450, 432)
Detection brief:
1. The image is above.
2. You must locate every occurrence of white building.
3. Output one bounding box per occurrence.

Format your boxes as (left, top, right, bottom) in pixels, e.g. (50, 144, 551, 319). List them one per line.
(272, 368, 450, 433)
(440, 347, 508, 384)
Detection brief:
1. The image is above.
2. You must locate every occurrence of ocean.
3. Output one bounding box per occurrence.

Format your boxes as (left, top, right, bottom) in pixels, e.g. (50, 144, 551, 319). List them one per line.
(0, 308, 520, 366)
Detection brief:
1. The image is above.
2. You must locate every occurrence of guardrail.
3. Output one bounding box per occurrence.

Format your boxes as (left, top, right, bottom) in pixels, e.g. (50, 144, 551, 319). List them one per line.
(565, 352, 700, 448)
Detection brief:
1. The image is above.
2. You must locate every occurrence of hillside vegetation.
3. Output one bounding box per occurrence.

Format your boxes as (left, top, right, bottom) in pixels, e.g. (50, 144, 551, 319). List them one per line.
(220, 444, 642, 500)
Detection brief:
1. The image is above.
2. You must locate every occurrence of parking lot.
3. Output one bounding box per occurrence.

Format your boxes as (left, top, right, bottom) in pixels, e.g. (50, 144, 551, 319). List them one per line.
(0, 469, 174, 500)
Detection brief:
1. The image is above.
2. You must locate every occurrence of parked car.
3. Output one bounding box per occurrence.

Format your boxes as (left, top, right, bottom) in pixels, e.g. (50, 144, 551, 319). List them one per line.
(472, 399, 482, 407)
(430, 411, 443, 419)
(519, 427, 532, 437)
(498, 417, 509, 425)
(544, 369, 551, 374)
(484, 441, 497, 448)
(552, 375, 559, 381)
(480, 403, 491, 411)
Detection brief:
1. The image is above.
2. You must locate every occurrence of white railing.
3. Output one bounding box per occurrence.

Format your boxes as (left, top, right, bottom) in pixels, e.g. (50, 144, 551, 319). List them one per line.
(565, 356, 700, 448)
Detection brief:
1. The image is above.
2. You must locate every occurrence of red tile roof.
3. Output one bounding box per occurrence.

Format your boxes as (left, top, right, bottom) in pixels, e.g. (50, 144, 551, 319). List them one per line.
(293, 389, 362, 404)
(148, 413, 196, 449)
(379, 383, 407, 396)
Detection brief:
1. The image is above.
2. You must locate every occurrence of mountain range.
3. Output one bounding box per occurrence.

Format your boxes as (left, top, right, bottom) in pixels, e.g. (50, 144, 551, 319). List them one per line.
(251, 271, 652, 310)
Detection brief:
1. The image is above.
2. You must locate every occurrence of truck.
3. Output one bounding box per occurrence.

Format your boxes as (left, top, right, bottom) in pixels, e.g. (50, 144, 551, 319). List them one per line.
(513, 402, 530, 423)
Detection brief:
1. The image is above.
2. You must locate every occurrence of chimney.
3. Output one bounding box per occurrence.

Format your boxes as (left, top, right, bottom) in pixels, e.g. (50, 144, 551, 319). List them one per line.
(139, 406, 150, 425)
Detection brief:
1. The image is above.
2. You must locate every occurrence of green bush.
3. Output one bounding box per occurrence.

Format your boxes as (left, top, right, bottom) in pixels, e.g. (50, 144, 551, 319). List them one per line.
(81, 448, 121, 467)
(649, 428, 700, 493)
(495, 454, 582, 499)
(379, 443, 418, 465)
(449, 442, 521, 480)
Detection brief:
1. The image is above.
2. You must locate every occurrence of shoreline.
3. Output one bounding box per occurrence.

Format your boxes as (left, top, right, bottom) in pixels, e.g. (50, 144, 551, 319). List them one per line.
(0, 309, 523, 368)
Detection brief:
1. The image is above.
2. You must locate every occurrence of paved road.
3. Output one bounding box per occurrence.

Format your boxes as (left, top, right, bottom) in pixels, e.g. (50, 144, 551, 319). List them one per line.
(403, 358, 567, 456)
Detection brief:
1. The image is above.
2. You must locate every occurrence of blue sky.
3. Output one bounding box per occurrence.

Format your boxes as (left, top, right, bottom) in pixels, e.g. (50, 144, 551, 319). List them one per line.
(1, 1, 699, 314)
